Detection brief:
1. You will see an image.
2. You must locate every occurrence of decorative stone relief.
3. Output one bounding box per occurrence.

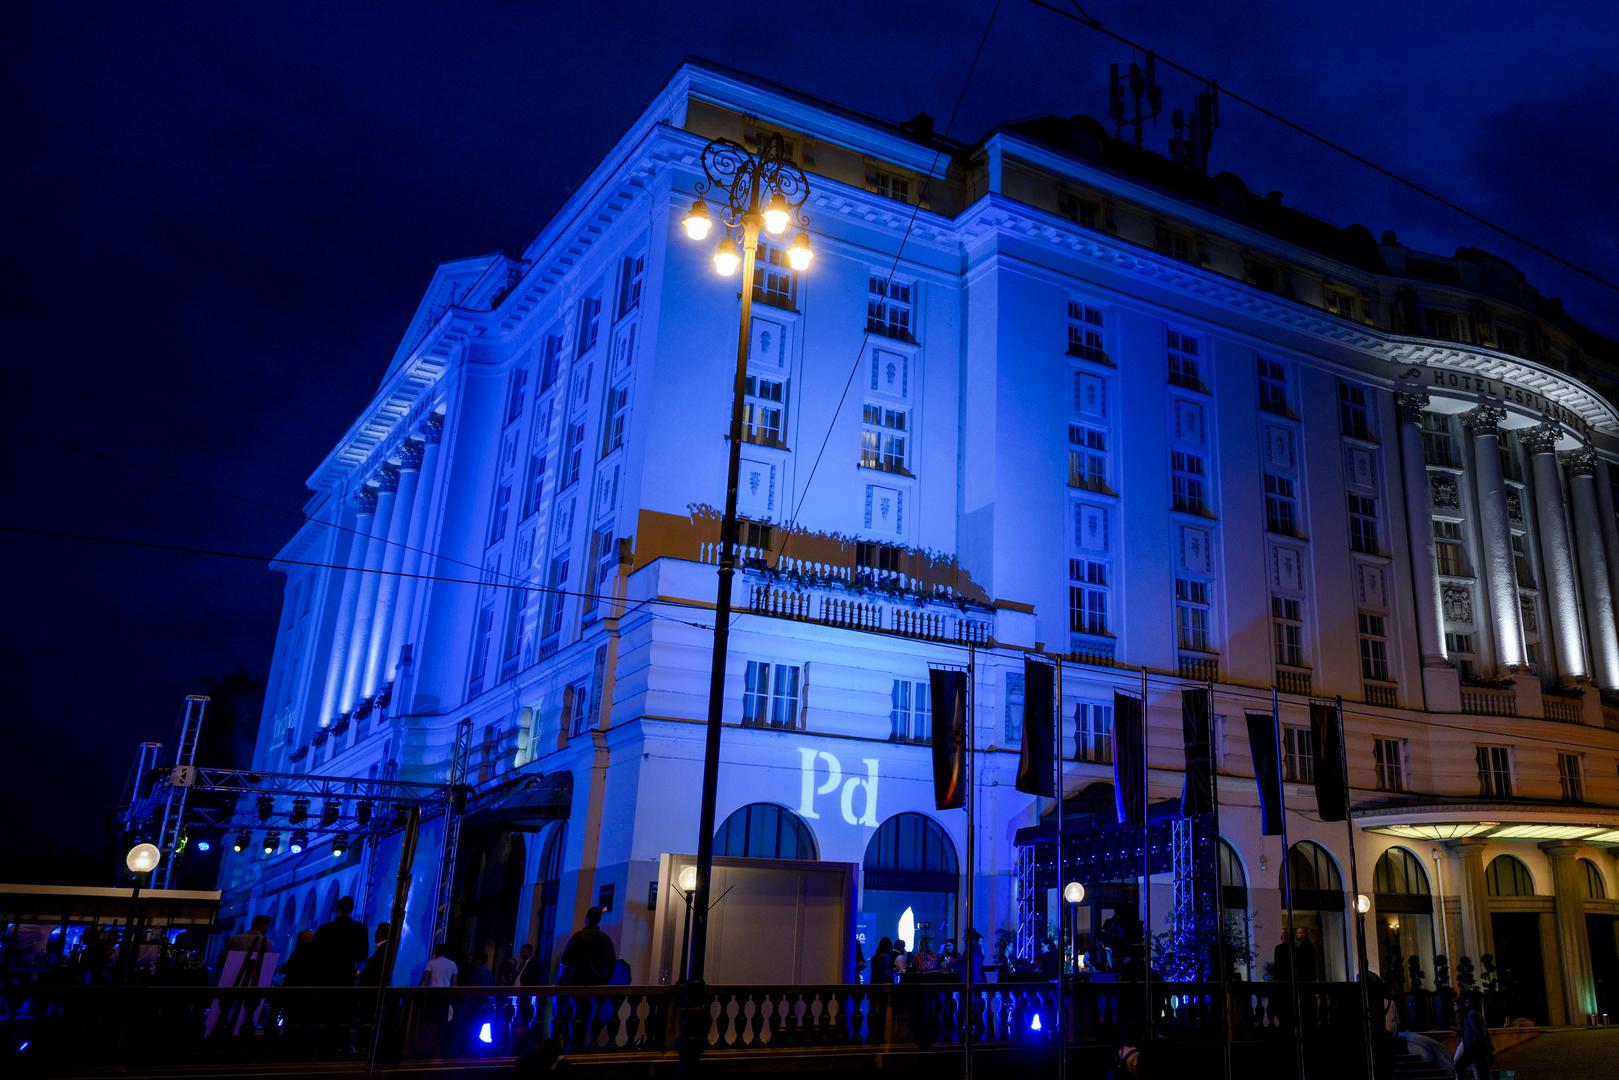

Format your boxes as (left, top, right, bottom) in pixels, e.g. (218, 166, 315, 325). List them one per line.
(1519, 422, 1562, 456)
(1264, 424, 1295, 469)
(1355, 562, 1388, 612)
(396, 440, 425, 471)
(1074, 371, 1108, 419)
(752, 316, 788, 369)
(1174, 399, 1206, 444)
(1441, 584, 1474, 623)
(1179, 525, 1213, 574)
(1270, 544, 1304, 594)
(1429, 472, 1460, 511)
(353, 488, 378, 515)
(871, 348, 909, 400)
(1559, 447, 1598, 477)
(1505, 488, 1523, 524)
(738, 455, 778, 519)
(1075, 503, 1110, 553)
(1345, 447, 1377, 489)
(863, 483, 904, 537)
(1394, 389, 1430, 420)
(1460, 404, 1507, 436)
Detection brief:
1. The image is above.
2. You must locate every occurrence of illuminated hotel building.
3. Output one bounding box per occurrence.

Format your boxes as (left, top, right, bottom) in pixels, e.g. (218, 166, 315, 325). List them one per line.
(224, 62, 1619, 1022)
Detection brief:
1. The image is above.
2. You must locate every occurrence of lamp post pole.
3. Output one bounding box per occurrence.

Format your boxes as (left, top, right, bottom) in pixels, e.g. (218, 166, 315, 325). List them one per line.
(680, 136, 812, 996)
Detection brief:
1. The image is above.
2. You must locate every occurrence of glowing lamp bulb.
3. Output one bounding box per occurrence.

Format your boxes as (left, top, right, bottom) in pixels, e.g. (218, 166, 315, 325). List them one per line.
(1029, 1012, 1043, 1033)
(1064, 881, 1085, 905)
(787, 232, 814, 271)
(682, 200, 711, 241)
(677, 865, 698, 893)
(1356, 893, 1372, 914)
(126, 843, 161, 875)
(478, 1021, 493, 1045)
(762, 193, 789, 235)
(712, 239, 740, 277)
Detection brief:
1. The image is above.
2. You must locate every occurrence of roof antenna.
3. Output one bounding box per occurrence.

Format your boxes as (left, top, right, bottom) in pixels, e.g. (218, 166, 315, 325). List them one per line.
(1108, 52, 1161, 148)
(1170, 80, 1221, 174)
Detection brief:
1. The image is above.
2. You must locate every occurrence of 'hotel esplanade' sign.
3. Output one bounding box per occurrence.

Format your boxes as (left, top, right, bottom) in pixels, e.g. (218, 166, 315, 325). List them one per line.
(1400, 364, 1593, 443)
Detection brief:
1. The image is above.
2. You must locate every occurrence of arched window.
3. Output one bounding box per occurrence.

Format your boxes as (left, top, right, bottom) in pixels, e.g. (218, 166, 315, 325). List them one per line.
(863, 814, 959, 949)
(1218, 838, 1248, 909)
(1373, 848, 1431, 902)
(714, 803, 817, 860)
(1288, 841, 1343, 895)
(534, 822, 568, 978)
(1485, 855, 1535, 897)
(865, 813, 959, 878)
(1579, 859, 1606, 899)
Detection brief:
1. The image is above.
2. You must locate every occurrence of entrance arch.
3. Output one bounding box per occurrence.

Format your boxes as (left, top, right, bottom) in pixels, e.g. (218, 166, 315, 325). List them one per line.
(1218, 838, 1251, 978)
(1485, 853, 1549, 1024)
(863, 813, 958, 954)
(1287, 840, 1348, 980)
(715, 803, 817, 860)
(1373, 847, 1435, 992)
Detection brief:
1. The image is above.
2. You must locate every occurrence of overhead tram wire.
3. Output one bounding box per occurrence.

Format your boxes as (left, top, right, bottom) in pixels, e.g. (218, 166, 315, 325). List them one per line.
(746, 0, 1005, 628)
(7, 520, 1606, 758)
(1028, 0, 1619, 296)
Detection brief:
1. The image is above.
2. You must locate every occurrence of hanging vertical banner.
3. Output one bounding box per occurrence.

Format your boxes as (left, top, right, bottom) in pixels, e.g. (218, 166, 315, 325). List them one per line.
(1244, 711, 1284, 835)
(1180, 687, 1214, 816)
(1112, 691, 1145, 826)
(929, 668, 968, 810)
(1016, 659, 1055, 796)
(1310, 701, 1348, 822)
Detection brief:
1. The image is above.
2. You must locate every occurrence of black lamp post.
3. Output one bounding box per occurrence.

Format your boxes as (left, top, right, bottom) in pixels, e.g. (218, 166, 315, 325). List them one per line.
(677, 135, 812, 992)
(121, 842, 160, 982)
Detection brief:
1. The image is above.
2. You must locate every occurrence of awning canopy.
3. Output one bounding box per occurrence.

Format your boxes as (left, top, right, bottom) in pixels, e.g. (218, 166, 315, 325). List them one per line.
(0, 884, 222, 926)
(1354, 798, 1619, 843)
(459, 771, 572, 833)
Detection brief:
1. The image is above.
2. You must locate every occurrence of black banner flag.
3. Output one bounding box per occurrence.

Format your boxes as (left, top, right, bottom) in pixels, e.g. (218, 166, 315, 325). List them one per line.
(1112, 691, 1145, 826)
(1310, 701, 1348, 822)
(1245, 711, 1284, 836)
(1016, 659, 1055, 796)
(929, 668, 968, 810)
(1181, 687, 1214, 816)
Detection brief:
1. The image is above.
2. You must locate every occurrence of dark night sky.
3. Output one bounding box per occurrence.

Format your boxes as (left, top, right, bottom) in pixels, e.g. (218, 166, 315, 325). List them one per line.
(7, 1, 1617, 856)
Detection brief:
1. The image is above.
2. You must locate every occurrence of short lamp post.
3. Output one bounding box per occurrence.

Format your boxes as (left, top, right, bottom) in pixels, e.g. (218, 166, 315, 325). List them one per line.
(122, 843, 160, 982)
(674, 864, 699, 983)
(1061, 881, 1084, 1080)
(678, 134, 812, 992)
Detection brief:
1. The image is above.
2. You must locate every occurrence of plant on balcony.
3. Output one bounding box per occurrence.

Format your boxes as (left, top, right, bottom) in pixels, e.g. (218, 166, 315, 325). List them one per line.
(311, 728, 329, 747)
(289, 746, 308, 763)
(1149, 910, 1253, 982)
(331, 717, 350, 736)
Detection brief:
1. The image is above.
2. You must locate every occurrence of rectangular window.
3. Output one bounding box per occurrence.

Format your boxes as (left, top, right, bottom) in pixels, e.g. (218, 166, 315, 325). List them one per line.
(601, 381, 630, 455)
(1476, 744, 1513, 797)
(1496, 326, 1523, 355)
(1066, 300, 1106, 363)
(1069, 558, 1109, 636)
(499, 588, 524, 678)
(562, 419, 585, 487)
(754, 242, 797, 308)
(1283, 726, 1315, 783)
(1059, 192, 1099, 229)
(505, 368, 528, 426)
(1257, 357, 1290, 415)
(1264, 473, 1299, 535)
(565, 677, 593, 738)
(593, 527, 616, 604)
(575, 294, 602, 356)
(1559, 753, 1584, 802)
(1421, 412, 1457, 467)
(1374, 737, 1405, 792)
(1349, 493, 1380, 554)
(742, 660, 802, 729)
(871, 170, 912, 203)
(1171, 450, 1209, 515)
(1424, 311, 1460, 341)
(467, 604, 495, 698)
(1325, 290, 1358, 319)
(867, 274, 914, 338)
(542, 554, 570, 641)
(1156, 228, 1193, 262)
(1068, 422, 1109, 491)
(1245, 257, 1282, 293)
(742, 520, 775, 553)
(1167, 330, 1204, 390)
(1074, 701, 1114, 764)
(1175, 577, 1212, 652)
(1446, 632, 1477, 681)
(524, 448, 548, 517)
(857, 541, 903, 573)
(1339, 380, 1374, 440)
(1511, 533, 1536, 587)
(889, 679, 930, 742)
(1434, 520, 1466, 576)
(1272, 595, 1304, 668)
(488, 481, 512, 545)
(616, 252, 645, 318)
(743, 375, 787, 447)
(539, 333, 564, 391)
(1358, 612, 1390, 681)
(860, 403, 909, 473)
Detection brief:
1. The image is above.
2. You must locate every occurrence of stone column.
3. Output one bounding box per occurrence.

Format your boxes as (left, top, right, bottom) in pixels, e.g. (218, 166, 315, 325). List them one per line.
(1563, 449, 1619, 689)
(1522, 424, 1588, 680)
(1542, 842, 1597, 1023)
(1451, 841, 1493, 970)
(1461, 406, 1526, 670)
(338, 464, 399, 713)
(318, 489, 375, 727)
(385, 415, 444, 687)
(361, 442, 422, 699)
(1396, 391, 1449, 666)
(1597, 459, 1619, 618)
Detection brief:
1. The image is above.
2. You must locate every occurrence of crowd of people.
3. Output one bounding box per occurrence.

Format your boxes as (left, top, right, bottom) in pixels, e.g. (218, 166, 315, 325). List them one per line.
(863, 930, 984, 983)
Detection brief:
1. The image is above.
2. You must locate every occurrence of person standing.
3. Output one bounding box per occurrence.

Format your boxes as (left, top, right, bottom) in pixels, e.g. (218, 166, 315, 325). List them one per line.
(1453, 991, 1493, 1080)
(870, 937, 895, 984)
(312, 896, 371, 986)
(359, 925, 391, 986)
(463, 950, 494, 987)
(556, 908, 615, 986)
(1291, 926, 1317, 982)
(225, 915, 272, 956)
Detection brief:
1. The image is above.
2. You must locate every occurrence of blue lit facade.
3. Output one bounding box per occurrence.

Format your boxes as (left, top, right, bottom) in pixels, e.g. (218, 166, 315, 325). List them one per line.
(224, 62, 1619, 1023)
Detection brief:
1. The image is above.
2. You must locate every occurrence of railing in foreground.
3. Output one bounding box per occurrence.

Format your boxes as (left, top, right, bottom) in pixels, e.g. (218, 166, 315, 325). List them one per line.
(2, 980, 1369, 1074)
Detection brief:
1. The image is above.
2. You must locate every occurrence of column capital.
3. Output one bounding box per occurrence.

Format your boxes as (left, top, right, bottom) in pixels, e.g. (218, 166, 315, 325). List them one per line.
(1395, 389, 1431, 420)
(1559, 447, 1598, 477)
(1538, 840, 1582, 859)
(373, 463, 401, 493)
(1460, 404, 1507, 435)
(352, 488, 378, 515)
(422, 413, 444, 445)
(1520, 423, 1563, 455)
(396, 440, 425, 471)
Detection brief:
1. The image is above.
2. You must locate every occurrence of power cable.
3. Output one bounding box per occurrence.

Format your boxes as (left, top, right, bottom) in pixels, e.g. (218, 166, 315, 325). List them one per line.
(1027, 0, 1619, 296)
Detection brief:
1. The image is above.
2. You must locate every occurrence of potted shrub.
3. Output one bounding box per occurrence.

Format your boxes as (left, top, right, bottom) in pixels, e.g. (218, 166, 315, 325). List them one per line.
(1405, 955, 1427, 1029)
(1431, 954, 1453, 1029)
(1479, 954, 1502, 1026)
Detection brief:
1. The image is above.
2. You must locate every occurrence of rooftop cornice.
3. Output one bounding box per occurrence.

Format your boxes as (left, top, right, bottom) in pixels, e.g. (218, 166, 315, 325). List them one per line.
(959, 193, 1619, 437)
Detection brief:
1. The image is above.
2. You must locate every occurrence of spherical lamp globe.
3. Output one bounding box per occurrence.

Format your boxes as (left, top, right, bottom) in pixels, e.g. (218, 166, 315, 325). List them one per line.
(126, 843, 161, 875)
(1063, 881, 1085, 905)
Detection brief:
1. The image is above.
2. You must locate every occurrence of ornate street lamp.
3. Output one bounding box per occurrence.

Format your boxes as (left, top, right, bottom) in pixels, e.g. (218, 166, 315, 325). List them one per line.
(121, 843, 160, 981)
(678, 134, 812, 991)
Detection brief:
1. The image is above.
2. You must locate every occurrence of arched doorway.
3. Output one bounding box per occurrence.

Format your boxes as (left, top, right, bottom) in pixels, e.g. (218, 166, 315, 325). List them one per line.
(1582, 859, 1619, 1019)
(714, 803, 817, 860)
(532, 823, 567, 981)
(1218, 838, 1251, 979)
(1486, 854, 1549, 1024)
(1373, 847, 1435, 993)
(1287, 840, 1347, 980)
(450, 830, 527, 972)
(863, 813, 958, 954)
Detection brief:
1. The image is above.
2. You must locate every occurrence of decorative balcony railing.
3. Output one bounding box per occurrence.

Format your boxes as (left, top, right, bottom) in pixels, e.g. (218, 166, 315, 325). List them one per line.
(1543, 687, 1584, 725)
(747, 582, 991, 645)
(1276, 667, 1313, 697)
(1362, 680, 1398, 708)
(1177, 653, 1219, 682)
(1461, 683, 1516, 717)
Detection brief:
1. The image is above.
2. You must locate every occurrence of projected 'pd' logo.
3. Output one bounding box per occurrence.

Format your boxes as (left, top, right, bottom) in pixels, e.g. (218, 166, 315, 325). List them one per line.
(798, 748, 879, 827)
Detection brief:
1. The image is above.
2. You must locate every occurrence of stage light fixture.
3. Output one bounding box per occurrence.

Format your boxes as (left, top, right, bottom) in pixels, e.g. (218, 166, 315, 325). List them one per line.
(263, 832, 280, 855)
(255, 796, 275, 823)
(321, 799, 341, 827)
(356, 801, 374, 826)
(331, 834, 349, 858)
(233, 830, 251, 853)
(195, 839, 211, 853)
(289, 798, 309, 825)
(289, 829, 308, 854)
